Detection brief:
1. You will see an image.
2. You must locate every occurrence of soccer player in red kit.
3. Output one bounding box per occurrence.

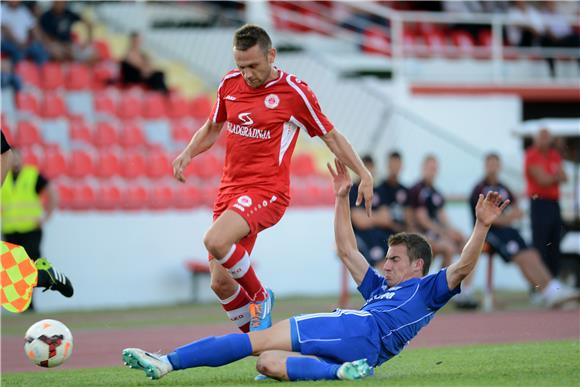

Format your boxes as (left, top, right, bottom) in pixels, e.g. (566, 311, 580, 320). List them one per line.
(172, 25, 374, 332)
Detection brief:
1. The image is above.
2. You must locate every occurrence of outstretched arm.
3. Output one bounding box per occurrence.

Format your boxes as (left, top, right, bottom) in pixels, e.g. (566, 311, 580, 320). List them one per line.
(328, 159, 370, 286)
(321, 129, 374, 217)
(446, 192, 510, 290)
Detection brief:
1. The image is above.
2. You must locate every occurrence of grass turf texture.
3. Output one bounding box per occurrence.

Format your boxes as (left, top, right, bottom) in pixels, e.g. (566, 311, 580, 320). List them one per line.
(2, 340, 578, 386)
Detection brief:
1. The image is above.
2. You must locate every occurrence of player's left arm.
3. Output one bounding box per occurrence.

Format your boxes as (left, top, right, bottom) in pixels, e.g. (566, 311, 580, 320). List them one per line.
(321, 129, 373, 217)
(446, 192, 510, 290)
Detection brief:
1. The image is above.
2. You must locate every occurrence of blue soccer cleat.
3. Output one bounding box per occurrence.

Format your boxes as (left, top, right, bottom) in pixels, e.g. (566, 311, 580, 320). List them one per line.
(122, 348, 173, 380)
(336, 359, 374, 380)
(249, 288, 275, 332)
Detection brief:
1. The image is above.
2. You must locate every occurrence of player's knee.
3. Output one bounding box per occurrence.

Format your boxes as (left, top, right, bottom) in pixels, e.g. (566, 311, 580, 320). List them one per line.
(203, 231, 228, 258)
(256, 352, 283, 378)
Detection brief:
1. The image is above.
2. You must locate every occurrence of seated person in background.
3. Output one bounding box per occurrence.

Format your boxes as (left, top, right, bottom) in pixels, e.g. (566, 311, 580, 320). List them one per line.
(40, 1, 96, 63)
(0, 0, 48, 65)
(376, 151, 413, 234)
(409, 154, 478, 309)
(349, 155, 389, 268)
(120, 32, 168, 93)
(470, 153, 579, 308)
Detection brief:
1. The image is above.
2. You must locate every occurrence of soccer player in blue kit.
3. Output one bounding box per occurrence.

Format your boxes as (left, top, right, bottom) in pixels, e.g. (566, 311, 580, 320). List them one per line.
(122, 159, 510, 381)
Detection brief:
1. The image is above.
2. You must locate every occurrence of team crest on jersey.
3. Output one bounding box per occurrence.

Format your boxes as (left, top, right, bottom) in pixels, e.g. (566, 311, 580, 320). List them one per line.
(264, 94, 279, 109)
(237, 195, 252, 207)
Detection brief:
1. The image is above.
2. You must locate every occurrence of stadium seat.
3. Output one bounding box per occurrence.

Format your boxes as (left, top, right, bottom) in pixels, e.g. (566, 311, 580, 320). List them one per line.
(93, 121, 119, 148)
(70, 184, 96, 210)
(142, 93, 167, 119)
(194, 153, 222, 179)
(95, 184, 122, 210)
(92, 62, 116, 90)
(291, 153, 318, 177)
(21, 148, 41, 167)
(94, 150, 121, 179)
(117, 92, 142, 120)
(171, 121, 195, 143)
(14, 121, 42, 148)
(69, 119, 92, 144)
(423, 29, 449, 57)
(121, 150, 147, 179)
(94, 91, 116, 117)
(201, 184, 218, 207)
(42, 149, 67, 179)
(40, 93, 67, 119)
(66, 63, 92, 90)
(190, 95, 212, 120)
(174, 185, 203, 208)
(122, 185, 148, 210)
(362, 27, 391, 56)
(119, 122, 147, 149)
(15, 92, 40, 116)
(145, 150, 172, 179)
(67, 150, 94, 179)
(148, 185, 174, 210)
(451, 31, 476, 58)
(14, 61, 41, 88)
(93, 39, 112, 61)
(56, 184, 74, 210)
(167, 93, 189, 119)
(41, 62, 65, 90)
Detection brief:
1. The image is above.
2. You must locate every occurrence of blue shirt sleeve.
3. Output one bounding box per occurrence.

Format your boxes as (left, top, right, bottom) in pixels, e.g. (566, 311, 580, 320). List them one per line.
(357, 267, 386, 300)
(419, 269, 461, 310)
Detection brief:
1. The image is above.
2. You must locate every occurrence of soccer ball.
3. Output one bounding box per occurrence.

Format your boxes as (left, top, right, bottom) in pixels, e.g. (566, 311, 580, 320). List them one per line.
(24, 319, 73, 368)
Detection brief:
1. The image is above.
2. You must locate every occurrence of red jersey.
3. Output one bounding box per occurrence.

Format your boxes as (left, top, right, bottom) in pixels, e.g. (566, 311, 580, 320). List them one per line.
(209, 68, 334, 204)
(524, 146, 562, 200)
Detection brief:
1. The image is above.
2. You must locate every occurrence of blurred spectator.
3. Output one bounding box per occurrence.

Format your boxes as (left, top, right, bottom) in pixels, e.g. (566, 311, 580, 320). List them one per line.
(539, 1, 580, 77)
(40, 1, 97, 63)
(0, 0, 49, 65)
(409, 155, 478, 309)
(506, 0, 545, 47)
(0, 58, 23, 91)
(470, 153, 579, 307)
(349, 155, 389, 268)
(442, 1, 487, 40)
(120, 32, 168, 93)
(1, 149, 58, 310)
(525, 128, 568, 277)
(376, 151, 413, 234)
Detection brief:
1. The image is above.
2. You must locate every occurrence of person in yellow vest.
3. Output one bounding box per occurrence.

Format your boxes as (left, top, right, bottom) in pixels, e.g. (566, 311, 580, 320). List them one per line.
(1, 137, 73, 312)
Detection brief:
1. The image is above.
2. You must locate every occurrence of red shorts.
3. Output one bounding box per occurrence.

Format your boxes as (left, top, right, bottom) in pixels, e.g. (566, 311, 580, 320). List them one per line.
(211, 190, 287, 255)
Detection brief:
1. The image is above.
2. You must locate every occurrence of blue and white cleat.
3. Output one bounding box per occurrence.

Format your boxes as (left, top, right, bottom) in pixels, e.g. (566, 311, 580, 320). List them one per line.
(249, 288, 275, 332)
(254, 373, 273, 381)
(122, 348, 173, 380)
(336, 359, 374, 380)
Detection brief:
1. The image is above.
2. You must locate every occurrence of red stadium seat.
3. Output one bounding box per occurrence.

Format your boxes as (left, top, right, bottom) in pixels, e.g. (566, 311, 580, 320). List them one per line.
(14, 121, 42, 148)
(95, 184, 122, 210)
(94, 91, 116, 117)
(171, 121, 194, 143)
(191, 152, 222, 179)
(119, 122, 146, 149)
(142, 93, 167, 119)
(69, 119, 92, 144)
(291, 153, 317, 177)
(167, 93, 189, 119)
(70, 184, 96, 210)
(451, 31, 475, 57)
(121, 151, 147, 179)
(66, 63, 92, 90)
(117, 93, 142, 120)
(423, 30, 449, 57)
(56, 184, 74, 210)
(190, 95, 212, 120)
(122, 185, 148, 210)
(93, 39, 112, 61)
(174, 185, 203, 209)
(41, 62, 65, 90)
(93, 121, 119, 148)
(94, 150, 121, 179)
(21, 148, 41, 167)
(148, 185, 174, 210)
(40, 92, 67, 119)
(146, 150, 172, 179)
(92, 62, 116, 90)
(362, 27, 391, 56)
(15, 92, 40, 116)
(42, 149, 67, 179)
(67, 150, 94, 179)
(15, 61, 40, 88)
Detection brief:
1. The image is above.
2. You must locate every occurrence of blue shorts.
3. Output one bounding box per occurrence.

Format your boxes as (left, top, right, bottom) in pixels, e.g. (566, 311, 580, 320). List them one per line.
(487, 227, 528, 262)
(289, 309, 381, 366)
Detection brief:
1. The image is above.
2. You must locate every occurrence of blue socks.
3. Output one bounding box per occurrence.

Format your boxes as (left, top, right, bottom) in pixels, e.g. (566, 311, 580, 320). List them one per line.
(167, 333, 252, 370)
(286, 357, 340, 381)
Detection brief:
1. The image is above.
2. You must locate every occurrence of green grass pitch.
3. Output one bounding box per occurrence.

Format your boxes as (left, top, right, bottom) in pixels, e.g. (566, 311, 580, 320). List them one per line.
(3, 340, 578, 386)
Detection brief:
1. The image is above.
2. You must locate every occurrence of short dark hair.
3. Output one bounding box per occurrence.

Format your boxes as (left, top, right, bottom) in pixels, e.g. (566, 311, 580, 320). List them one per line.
(485, 152, 500, 161)
(388, 233, 432, 276)
(361, 154, 374, 165)
(389, 151, 402, 160)
(233, 24, 272, 54)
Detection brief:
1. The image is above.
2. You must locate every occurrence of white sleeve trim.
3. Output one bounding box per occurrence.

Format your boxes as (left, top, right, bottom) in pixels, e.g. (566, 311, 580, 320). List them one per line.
(286, 75, 328, 135)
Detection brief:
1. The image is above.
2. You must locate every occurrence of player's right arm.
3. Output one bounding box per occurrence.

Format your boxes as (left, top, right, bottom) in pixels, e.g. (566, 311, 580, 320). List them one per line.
(328, 159, 370, 286)
(446, 192, 509, 289)
(172, 120, 224, 182)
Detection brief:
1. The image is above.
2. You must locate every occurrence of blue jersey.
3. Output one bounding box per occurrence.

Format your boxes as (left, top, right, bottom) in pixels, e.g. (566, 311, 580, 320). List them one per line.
(358, 267, 460, 363)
